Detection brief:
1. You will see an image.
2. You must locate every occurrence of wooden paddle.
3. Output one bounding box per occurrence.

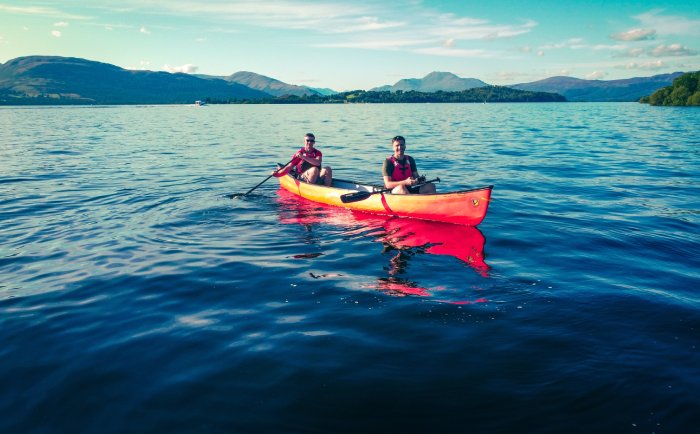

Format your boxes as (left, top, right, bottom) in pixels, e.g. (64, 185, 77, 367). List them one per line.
(340, 177, 440, 203)
(228, 158, 295, 198)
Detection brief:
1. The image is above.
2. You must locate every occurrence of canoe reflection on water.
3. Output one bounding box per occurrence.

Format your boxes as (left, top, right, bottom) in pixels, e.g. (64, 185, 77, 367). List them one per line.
(276, 188, 489, 302)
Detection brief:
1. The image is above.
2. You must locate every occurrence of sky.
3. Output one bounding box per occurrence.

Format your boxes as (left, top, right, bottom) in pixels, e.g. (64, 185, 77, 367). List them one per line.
(1, 0, 698, 91)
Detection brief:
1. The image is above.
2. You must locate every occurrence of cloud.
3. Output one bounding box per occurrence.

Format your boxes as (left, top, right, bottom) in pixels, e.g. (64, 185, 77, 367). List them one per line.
(612, 47, 646, 58)
(89, 0, 537, 58)
(592, 44, 627, 51)
(537, 50, 544, 56)
(51, 30, 62, 38)
(650, 44, 698, 57)
(128, 60, 151, 70)
(0, 4, 89, 20)
(164, 64, 199, 73)
(430, 15, 537, 40)
(586, 71, 607, 80)
(634, 11, 700, 36)
(414, 47, 494, 58)
(317, 38, 435, 50)
(325, 16, 405, 34)
(539, 38, 587, 51)
(611, 28, 656, 41)
(123, 1, 391, 33)
(140, 26, 151, 34)
(53, 22, 69, 27)
(617, 60, 666, 71)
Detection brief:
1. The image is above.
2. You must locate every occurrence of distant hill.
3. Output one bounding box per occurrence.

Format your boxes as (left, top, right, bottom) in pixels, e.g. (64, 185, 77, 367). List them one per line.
(639, 71, 700, 106)
(308, 87, 338, 96)
(0, 56, 271, 105)
(510, 73, 684, 102)
(371, 71, 488, 92)
(225, 71, 320, 97)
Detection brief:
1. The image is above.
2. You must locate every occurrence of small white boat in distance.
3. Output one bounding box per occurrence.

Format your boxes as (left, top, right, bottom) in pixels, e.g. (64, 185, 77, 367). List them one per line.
(194, 100, 207, 106)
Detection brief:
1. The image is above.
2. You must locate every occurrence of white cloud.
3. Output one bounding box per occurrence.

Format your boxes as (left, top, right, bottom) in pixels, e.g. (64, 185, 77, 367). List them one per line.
(537, 50, 544, 56)
(612, 47, 646, 58)
(414, 47, 494, 58)
(325, 16, 405, 34)
(618, 60, 665, 70)
(650, 44, 698, 57)
(586, 71, 607, 80)
(86, 0, 537, 59)
(51, 30, 62, 38)
(140, 26, 150, 35)
(431, 15, 537, 41)
(54, 22, 69, 27)
(539, 38, 587, 51)
(592, 44, 627, 51)
(634, 11, 700, 36)
(317, 38, 435, 50)
(520, 46, 532, 53)
(0, 4, 89, 20)
(611, 28, 656, 41)
(164, 64, 199, 73)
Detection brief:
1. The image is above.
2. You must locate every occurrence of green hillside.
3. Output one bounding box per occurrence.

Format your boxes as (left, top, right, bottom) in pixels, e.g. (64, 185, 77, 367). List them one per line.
(0, 56, 270, 105)
(639, 71, 700, 106)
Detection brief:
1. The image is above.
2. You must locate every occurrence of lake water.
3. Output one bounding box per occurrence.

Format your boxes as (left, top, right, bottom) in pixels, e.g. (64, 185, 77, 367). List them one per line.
(1, 103, 699, 433)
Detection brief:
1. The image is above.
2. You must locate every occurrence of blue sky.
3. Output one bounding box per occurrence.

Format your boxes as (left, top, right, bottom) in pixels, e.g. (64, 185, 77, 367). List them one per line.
(1, 0, 698, 90)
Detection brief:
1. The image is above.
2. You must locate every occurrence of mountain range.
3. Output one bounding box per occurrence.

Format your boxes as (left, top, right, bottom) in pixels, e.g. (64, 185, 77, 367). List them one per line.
(0, 55, 685, 105)
(196, 71, 320, 97)
(371, 71, 488, 92)
(0, 56, 269, 104)
(510, 73, 684, 102)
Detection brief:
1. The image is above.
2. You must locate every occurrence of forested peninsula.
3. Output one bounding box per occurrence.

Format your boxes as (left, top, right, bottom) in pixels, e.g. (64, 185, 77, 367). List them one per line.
(207, 86, 567, 104)
(639, 71, 700, 106)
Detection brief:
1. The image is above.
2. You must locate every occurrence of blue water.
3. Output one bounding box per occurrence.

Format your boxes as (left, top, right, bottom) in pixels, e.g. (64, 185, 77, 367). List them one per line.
(1, 103, 699, 433)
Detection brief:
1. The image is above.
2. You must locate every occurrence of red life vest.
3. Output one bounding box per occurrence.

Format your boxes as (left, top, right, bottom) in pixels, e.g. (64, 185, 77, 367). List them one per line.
(388, 155, 413, 181)
(293, 147, 322, 173)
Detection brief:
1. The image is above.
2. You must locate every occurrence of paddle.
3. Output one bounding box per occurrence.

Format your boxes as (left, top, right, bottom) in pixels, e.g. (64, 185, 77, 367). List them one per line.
(228, 158, 295, 199)
(340, 177, 440, 204)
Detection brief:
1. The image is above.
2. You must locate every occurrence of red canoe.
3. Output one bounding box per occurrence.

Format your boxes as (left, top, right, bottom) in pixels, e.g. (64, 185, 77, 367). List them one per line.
(277, 173, 493, 226)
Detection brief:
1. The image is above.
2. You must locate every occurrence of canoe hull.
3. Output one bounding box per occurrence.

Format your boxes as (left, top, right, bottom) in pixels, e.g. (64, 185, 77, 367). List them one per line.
(277, 174, 492, 226)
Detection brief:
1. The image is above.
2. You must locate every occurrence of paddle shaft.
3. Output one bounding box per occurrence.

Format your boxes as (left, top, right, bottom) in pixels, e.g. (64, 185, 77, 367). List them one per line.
(233, 158, 295, 198)
(341, 177, 440, 203)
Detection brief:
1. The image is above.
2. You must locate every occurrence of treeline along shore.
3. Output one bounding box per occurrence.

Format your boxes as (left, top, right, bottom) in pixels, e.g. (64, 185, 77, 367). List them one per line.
(204, 87, 567, 104)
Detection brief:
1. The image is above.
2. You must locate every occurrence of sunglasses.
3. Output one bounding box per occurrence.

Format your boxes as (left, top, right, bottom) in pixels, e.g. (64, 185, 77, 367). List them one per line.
(305, 139, 315, 143)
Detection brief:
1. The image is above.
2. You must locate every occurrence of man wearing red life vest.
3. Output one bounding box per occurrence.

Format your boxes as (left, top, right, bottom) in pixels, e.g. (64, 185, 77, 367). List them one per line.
(382, 136, 436, 194)
(273, 133, 333, 186)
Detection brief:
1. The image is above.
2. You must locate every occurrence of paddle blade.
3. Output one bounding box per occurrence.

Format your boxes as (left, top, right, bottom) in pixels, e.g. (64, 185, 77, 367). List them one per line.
(340, 191, 373, 203)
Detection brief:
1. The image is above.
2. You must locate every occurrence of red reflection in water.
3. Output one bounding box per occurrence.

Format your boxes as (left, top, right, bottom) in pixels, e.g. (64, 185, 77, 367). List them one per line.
(276, 188, 490, 302)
